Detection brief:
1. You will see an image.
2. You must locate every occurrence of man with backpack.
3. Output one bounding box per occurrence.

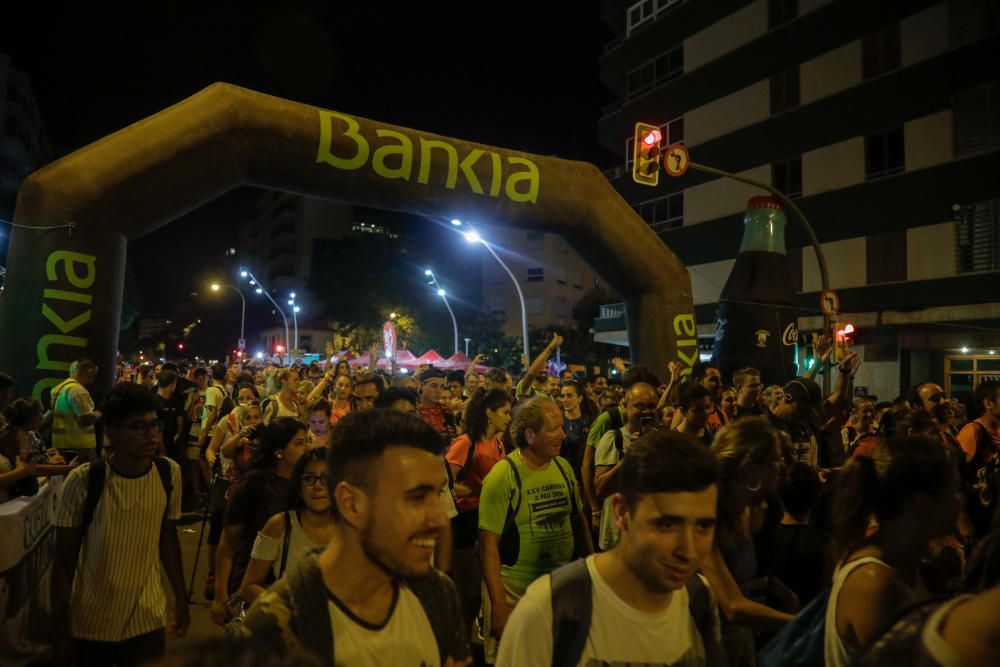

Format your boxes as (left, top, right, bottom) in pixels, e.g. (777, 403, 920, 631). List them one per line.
(496, 430, 725, 666)
(593, 382, 659, 550)
(197, 363, 233, 452)
(51, 383, 186, 667)
(478, 395, 594, 664)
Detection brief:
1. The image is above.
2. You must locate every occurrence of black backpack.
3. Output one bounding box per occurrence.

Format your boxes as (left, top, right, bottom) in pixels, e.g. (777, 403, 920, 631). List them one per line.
(80, 457, 173, 539)
(498, 454, 578, 567)
(549, 558, 727, 667)
(212, 385, 236, 419)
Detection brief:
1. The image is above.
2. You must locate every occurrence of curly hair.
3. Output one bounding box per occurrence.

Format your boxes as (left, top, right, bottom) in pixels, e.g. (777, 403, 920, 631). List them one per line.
(509, 395, 558, 450)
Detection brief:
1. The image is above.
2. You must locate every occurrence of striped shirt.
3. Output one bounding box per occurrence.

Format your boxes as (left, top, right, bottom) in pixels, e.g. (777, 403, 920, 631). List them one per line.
(53, 459, 182, 641)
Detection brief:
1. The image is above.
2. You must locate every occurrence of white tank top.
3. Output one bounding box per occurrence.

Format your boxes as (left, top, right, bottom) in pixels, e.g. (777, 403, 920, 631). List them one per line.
(824, 556, 893, 667)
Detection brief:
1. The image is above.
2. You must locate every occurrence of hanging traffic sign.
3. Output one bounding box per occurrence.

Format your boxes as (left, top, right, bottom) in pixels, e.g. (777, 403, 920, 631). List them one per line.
(663, 144, 689, 177)
(820, 290, 840, 316)
(237, 338, 246, 351)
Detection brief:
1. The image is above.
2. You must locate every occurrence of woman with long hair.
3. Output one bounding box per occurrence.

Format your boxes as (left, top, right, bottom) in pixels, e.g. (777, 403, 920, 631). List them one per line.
(0, 398, 76, 500)
(329, 374, 353, 424)
(558, 379, 597, 479)
(696, 417, 793, 664)
(210, 417, 308, 625)
(238, 447, 335, 604)
(263, 369, 302, 424)
(444, 387, 512, 634)
(824, 436, 963, 666)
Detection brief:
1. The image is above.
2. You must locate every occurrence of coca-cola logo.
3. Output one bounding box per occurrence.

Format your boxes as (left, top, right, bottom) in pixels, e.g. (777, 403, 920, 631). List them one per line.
(782, 323, 798, 346)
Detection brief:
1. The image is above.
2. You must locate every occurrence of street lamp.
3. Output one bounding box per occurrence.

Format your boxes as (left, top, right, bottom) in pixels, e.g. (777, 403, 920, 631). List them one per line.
(210, 283, 246, 352)
(240, 268, 290, 365)
(424, 269, 459, 354)
(461, 225, 529, 365)
(465, 337, 471, 355)
(288, 294, 300, 356)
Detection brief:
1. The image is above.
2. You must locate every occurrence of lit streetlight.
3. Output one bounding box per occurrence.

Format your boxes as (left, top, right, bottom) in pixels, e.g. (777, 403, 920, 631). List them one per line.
(424, 268, 459, 354)
(459, 223, 529, 364)
(288, 293, 300, 356)
(210, 283, 247, 352)
(240, 268, 290, 364)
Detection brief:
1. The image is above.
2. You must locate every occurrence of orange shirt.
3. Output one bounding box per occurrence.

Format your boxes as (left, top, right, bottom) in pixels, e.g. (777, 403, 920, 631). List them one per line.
(445, 433, 505, 512)
(956, 418, 1000, 463)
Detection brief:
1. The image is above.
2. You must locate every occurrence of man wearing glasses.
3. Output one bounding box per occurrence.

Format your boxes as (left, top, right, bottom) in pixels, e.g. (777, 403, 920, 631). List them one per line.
(732, 368, 766, 419)
(52, 383, 187, 667)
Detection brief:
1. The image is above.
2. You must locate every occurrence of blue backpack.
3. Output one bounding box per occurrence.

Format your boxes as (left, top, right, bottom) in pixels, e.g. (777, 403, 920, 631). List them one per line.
(758, 588, 830, 667)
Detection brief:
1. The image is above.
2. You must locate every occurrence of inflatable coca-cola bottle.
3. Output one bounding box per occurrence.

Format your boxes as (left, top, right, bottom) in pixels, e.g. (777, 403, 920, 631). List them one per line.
(711, 196, 799, 386)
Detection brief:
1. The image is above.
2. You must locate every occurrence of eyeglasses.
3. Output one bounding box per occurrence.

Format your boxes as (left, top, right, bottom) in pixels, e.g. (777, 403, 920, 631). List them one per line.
(300, 473, 328, 487)
(122, 419, 164, 434)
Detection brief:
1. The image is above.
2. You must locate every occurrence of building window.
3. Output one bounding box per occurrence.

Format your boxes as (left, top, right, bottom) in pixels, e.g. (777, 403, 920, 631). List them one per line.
(953, 80, 1000, 158)
(525, 297, 544, 315)
(625, 46, 683, 98)
(625, 116, 683, 167)
(487, 295, 506, 315)
(635, 192, 684, 233)
(772, 157, 802, 198)
(768, 0, 798, 29)
(865, 128, 904, 180)
(866, 231, 907, 283)
(949, 0, 1000, 48)
(554, 298, 570, 318)
(526, 267, 545, 282)
(555, 266, 568, 284)
(955, 200, 1000, 274)
(572, 270, 583, 288)
(525, 230, 544, 250)
(770, 68, 800, 115)
(862, 23, 901, 80)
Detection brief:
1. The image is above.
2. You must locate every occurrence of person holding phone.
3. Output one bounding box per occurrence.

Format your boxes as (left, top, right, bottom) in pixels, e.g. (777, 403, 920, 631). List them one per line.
(593, 382, 659, 551)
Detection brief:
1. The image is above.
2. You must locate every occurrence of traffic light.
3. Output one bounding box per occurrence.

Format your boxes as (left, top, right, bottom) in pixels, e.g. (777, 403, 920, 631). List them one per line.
(834, 323, 855, 364)
(177, 343, 184, 351)
(275, 344, 285, 355)
(632, 122, 662, 186)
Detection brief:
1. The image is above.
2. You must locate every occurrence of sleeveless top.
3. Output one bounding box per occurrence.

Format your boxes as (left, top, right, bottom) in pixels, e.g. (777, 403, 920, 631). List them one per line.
(856, 595, 973, 667)
(824, 556, 893, 667)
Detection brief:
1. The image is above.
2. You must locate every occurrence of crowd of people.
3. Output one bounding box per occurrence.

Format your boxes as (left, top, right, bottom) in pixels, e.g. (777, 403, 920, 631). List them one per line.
(2, 331, 999, 666)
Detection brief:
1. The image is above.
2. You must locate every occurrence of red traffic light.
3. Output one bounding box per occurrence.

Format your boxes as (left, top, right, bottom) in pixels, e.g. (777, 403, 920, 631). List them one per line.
(836, 324, 856, 339)
(177, 343, 184, 350)
(642, 129, 662, 145)
(275, 344, 285, 353)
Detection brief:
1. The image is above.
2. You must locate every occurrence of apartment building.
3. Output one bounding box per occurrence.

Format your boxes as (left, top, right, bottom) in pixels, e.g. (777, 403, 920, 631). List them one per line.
(597, 0, 1000, 400)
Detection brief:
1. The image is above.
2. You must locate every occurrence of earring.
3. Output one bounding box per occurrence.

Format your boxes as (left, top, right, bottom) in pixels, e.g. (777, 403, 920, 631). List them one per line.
(745, 477, 762, 492)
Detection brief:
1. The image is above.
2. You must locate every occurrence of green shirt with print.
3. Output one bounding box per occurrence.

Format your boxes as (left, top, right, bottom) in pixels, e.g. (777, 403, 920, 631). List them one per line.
(478, 449, 581, 593)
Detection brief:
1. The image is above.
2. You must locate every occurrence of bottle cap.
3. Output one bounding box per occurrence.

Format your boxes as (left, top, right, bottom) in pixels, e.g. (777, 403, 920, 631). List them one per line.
(747, 195, 784, 210)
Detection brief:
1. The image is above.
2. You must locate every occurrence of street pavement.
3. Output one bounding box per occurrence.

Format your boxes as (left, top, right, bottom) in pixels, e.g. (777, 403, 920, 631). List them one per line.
(166, 511, 223, 654)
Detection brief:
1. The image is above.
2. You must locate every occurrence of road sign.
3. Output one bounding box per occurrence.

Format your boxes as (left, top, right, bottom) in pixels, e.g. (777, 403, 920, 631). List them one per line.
(820, 290, 840, 316)
(663, 144, 689, 177)
(237, 338, 246, 351)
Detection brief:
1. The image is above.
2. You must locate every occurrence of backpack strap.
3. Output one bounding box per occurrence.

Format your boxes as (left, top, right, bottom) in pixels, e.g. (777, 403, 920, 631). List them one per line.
(613, 428, 624, 461)
(686, 575, 728, 666)
(503, 455, 523, 516)
(80, 459, 108, 539)
(607, 407, 624, 431)
(549, 558, 592, 667)
(551, 457, 579, 515)
(278, 511, 292, 578)
(410, 570, 470, 664)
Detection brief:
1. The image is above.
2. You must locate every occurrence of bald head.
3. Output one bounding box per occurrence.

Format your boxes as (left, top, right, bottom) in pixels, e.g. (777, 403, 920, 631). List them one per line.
(625, 382, 658, 432)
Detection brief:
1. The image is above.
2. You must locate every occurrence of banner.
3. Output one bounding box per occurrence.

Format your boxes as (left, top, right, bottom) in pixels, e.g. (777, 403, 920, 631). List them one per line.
(0, 478, 62, 667)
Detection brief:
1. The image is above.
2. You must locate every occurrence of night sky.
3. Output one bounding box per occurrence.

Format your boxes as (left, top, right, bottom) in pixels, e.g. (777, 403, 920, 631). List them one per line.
(2, 3, 615, 352)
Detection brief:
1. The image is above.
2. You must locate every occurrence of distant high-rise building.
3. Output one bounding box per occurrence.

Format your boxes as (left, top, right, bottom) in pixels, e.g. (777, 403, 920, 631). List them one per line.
(0, 53, 51, 223)
(597, 0, 1000, 399)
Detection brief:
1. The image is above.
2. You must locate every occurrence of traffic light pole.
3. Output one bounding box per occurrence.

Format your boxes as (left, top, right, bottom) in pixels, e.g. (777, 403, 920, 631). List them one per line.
(685, 161, 834, 394)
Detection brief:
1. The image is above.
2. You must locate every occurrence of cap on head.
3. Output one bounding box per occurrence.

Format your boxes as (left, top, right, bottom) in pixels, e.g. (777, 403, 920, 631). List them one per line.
(418, 367, 447, 383)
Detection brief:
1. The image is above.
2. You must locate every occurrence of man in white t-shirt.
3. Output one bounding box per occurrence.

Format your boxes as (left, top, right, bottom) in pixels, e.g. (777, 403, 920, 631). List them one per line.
(497, 430, 725, 667)
(52, 383, 186, 667)
(238, 408, 468, 665)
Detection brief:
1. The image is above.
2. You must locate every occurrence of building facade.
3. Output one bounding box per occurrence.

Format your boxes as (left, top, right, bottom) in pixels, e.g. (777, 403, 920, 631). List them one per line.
(477, 226, 608, 337)
(597, 0, 1000, 401)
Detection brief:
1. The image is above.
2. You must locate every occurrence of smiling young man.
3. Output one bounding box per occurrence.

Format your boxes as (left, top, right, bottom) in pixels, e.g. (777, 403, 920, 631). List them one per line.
(239, 408, 468, 666)
(51, 383, 186, 667)
(496, 431, 725, 667)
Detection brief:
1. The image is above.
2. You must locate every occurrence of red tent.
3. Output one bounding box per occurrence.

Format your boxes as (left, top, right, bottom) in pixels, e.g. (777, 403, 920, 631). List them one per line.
(347, 349, 419, 369)
(439, 352, 471, 369)
(413, 349, 446, 366)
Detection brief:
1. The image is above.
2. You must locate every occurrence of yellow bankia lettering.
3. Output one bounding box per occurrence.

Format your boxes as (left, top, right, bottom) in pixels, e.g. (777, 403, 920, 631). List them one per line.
(505, 157, 539, 203)
(317, 111, 369, 170)
(418, 139, 459, 188)
(45, 251, 96, 289)
(372, 129, 413, 180)
(37, 334, 86, 372)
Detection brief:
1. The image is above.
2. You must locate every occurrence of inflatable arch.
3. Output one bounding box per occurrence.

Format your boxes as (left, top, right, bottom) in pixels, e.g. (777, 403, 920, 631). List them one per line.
(0, 83, 695, 399)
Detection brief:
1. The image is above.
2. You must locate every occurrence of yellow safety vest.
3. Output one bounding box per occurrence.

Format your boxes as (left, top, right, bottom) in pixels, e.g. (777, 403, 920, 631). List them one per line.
(51, 378, 97, 450)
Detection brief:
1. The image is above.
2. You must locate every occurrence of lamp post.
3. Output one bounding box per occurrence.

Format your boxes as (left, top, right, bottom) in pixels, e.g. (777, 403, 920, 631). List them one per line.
(461, 226, 530, 365)
(240, 269, 290, 365)
(287, 293, 300, 358)
(424, 269, 459, 355)
(465, 337, 471, 356)
(210, 283, 246, 351)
